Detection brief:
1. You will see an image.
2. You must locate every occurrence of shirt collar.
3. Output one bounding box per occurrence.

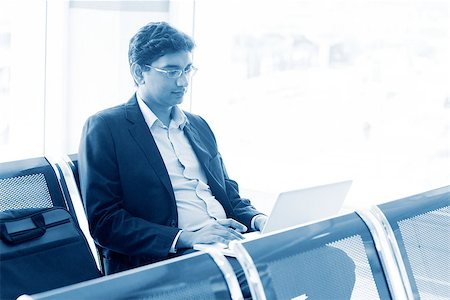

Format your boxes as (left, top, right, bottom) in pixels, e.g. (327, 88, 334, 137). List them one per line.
(136, 93, 188, 130)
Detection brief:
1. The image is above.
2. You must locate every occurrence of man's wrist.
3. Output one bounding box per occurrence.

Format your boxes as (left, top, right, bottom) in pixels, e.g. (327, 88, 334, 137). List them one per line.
(252, 214, 268, 231)
(176, 230, 193, 249)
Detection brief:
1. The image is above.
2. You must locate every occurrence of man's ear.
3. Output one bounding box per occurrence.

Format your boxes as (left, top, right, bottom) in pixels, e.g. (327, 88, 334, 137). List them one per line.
(131, 63, 145, 85)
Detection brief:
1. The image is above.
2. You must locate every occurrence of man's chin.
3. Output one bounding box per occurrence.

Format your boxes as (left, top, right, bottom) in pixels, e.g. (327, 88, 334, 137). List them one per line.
(173, 95, 185, 104)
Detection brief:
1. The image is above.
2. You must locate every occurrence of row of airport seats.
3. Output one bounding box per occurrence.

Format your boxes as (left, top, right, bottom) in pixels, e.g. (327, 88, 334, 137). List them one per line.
(1, 155, 449, 299)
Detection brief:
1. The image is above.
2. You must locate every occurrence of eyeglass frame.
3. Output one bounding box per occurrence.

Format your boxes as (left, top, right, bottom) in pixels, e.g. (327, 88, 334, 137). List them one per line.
(144, 64, 198, 79)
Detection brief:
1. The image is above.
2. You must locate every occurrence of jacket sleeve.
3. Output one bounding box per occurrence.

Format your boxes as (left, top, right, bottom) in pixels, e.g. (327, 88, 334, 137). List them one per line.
(79, 114, 179, 260)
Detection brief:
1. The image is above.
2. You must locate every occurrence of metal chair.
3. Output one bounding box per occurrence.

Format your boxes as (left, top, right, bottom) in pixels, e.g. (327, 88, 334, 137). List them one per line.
(0, 157, 102, 299)
(230, 212, 394, 300)
(21, 249, 244, 300)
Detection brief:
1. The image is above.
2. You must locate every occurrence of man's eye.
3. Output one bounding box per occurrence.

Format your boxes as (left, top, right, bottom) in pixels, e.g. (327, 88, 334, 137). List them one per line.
(167, 70, 181, 76)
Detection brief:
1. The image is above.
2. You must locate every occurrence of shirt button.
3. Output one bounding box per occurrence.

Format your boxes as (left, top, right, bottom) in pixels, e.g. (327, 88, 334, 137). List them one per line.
(170, 220, 176, 227)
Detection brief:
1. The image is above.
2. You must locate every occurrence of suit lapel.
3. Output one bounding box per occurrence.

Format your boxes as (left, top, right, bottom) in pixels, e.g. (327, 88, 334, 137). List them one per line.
(184, 122, 227, 193)
(125, 96, 175, 201)
(183, 123, 211, 169)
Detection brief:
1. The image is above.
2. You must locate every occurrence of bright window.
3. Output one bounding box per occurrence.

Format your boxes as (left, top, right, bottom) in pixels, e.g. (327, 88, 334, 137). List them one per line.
(1, 0, 448, 211)
(191, 0, 450, 211)
(0, 0, 47, 162)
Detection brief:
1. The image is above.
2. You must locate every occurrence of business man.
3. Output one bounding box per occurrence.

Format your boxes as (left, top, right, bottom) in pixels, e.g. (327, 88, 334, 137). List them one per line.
(79, 21, 267, 275)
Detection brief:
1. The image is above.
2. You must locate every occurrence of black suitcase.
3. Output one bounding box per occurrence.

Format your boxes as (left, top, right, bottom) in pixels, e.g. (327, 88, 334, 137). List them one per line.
(0, 207, 102, 300)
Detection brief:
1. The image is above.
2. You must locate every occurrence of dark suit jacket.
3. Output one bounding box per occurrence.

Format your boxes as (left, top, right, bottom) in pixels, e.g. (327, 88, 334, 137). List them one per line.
(79, 95, 261, 273)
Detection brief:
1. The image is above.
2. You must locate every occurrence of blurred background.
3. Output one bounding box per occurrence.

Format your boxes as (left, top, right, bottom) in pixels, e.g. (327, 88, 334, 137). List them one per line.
(1, 0, 449, 213)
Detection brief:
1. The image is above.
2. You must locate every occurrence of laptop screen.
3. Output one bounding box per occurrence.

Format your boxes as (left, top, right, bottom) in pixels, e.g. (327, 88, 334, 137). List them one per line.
(262, 180, 353, 234)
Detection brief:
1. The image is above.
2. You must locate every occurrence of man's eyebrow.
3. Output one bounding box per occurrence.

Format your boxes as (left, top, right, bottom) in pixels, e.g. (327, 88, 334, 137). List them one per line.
(160, 63, 192, 69)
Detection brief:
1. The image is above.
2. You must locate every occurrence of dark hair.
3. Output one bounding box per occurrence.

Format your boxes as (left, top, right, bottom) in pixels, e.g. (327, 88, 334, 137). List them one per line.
(128, 21, 195, 67)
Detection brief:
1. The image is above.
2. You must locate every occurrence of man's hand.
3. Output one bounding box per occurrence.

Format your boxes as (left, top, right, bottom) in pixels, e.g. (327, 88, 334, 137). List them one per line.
(176, 218, 247, 249)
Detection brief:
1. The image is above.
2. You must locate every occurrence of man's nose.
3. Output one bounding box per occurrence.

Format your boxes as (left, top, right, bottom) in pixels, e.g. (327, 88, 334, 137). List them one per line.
(176, 73, 189, 87)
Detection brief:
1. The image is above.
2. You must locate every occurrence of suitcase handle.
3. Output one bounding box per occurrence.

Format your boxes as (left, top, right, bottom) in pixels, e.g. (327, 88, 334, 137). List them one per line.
(0, 214, 46, 245)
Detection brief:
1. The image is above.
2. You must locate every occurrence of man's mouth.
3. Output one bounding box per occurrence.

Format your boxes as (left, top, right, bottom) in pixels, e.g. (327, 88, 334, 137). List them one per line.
(172, 90, 186, 96)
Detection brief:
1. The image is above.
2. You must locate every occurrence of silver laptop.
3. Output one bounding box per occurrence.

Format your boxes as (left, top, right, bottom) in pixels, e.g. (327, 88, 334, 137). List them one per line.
(259, 180, 353, 234)
(194, 180, 352, 254)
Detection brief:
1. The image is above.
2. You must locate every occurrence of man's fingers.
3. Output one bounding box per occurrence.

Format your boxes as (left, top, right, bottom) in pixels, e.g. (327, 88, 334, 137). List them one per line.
(216, 218, 247, 233)
(190, 219, 247, 245)
(225, 226, 245, 240)
(193, 229, 242, 246)
(211, 224, 244, 240)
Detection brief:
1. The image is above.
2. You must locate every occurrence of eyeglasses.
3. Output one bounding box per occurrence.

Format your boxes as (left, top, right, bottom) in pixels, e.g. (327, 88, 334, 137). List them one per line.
(144, 65, 198, 79)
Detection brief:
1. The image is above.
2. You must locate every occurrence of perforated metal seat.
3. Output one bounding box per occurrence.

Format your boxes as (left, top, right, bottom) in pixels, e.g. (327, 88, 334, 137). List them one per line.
(0, 157, 68, 212)
(377, 186, 450, 300)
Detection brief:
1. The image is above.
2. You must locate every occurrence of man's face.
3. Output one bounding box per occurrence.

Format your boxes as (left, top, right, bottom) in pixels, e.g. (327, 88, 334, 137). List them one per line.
(140, 50, 193, 110)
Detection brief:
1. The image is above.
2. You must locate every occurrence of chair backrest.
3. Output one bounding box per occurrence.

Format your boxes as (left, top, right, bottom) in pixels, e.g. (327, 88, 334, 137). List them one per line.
(377, 186, 450, 300)
(0, 157, 68, 212)
(23, 251, 243, 300)
(233, 212, 392, 300)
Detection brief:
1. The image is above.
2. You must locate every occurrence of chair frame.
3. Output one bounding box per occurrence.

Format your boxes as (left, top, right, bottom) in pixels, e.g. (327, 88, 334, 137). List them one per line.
(357, 207, 414, 299)
(47, 155, 102, 272)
